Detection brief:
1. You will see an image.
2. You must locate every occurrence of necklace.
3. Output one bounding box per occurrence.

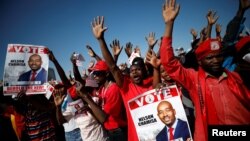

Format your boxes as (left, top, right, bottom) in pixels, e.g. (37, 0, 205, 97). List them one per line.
(101, 81, 112, 109)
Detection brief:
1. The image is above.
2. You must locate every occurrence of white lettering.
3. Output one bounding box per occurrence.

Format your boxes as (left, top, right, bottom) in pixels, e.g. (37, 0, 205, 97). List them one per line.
(155, 92, 162, 100)
(22, 46, 31, 53)
(145, 94, 154, 104)
(134, 97, 144, 107)
(11, 46, 45, 53)
(212, 129, 247, 136)
(14, 46, 23, 52)
(241, 131, 246, 136)
(212, 129, 218, 136)
(38, 47, 45, 53)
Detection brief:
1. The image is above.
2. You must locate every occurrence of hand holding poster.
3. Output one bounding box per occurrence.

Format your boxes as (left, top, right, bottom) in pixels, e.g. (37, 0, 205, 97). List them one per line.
(3, 44, 49, 95)
(70, 52, 85, 66)
(128, 85, 193, 141)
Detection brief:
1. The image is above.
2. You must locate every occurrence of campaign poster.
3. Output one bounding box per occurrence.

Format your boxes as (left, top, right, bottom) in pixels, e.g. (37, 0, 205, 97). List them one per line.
(128, 85, 193, 141)
(3, 44, 49, 95)
(67, 98, 90, 118)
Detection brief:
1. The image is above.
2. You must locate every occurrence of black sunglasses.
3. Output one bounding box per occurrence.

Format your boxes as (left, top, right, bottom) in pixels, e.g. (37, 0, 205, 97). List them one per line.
(92, 71, 106, 76)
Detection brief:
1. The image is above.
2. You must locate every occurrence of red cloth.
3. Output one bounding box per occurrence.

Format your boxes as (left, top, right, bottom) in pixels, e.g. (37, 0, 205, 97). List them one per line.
(13, 112, 25, 140)
(198, 69, 219, 125)
(235, 36, 250, 52)
(97, 82, 127, 130)
(169, 127, 174, 140)
(119, 76, 153, 141)
(89, 60, 109, 71)
(67, 85, 78, 100)
(195, 38, 221, 60)
(160, 37, 250, 141)
(30, 72, 36, 81)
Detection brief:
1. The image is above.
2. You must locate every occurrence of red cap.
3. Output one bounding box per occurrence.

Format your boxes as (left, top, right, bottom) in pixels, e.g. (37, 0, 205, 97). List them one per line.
(195, 38, 221, 60)
(235, 36, 250, 52)
(89, 60, 109, 71)
(68, 85, 77, 99)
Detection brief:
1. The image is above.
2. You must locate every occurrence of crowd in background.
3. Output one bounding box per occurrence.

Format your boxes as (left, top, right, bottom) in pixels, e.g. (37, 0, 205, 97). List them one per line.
(0, 0, 250, 141)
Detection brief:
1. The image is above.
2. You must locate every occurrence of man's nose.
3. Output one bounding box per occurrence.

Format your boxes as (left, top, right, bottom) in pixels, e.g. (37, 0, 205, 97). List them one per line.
(162, 111, 168, 116)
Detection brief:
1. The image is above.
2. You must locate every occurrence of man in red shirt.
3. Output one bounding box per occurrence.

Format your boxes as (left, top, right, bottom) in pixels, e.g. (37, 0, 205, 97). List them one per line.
(89, 60, 127, 141)
(160, 0, 250, 141)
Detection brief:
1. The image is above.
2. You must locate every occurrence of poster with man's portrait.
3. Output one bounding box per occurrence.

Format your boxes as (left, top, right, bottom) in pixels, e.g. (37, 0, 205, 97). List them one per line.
(3, 44, 49, 95)
(128, 85, 193, 141)
(68, 99, 89, 116)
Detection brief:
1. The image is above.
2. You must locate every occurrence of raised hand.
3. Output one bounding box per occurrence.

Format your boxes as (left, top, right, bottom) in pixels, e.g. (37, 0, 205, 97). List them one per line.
(215, 23, 222, 34)
(206, 10, 219, 25)
(125, 42, 133, 57)
(86, 45, 96, 57)
(162, 0, 180, 23)
(91, 16, 107, 40)
(145, 49, 161, 69)
(145, 32, 158, 49)
(70, 52, 77, 64)
(88, 60, 95, 69)
(240, 0, 250, 11)
(53, 87, 66, 107)
(215, 23, 222, 42)
(134, 46, 141, 55)
(110, 39, 123, 57)
(190, 28, 198, 40)
(198, 27, 207, 45)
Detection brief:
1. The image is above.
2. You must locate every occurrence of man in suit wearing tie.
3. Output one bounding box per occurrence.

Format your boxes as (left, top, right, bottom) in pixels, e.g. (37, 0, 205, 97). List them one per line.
(156, 101, 191, 141)
(18, 54, 47, 85)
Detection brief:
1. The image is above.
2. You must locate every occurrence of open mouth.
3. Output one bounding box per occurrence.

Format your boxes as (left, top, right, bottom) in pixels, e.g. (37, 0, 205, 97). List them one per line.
(211, 65, 221, 69)
(133, 75, 140, 82)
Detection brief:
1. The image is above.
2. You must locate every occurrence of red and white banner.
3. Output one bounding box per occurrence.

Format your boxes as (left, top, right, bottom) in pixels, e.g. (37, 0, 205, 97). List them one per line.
(3, 44, 49, 95)
(128, 85, 193, 141)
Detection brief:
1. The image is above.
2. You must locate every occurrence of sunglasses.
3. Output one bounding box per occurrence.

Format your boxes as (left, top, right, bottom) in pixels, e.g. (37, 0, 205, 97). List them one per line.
(92, 71, 106, 76)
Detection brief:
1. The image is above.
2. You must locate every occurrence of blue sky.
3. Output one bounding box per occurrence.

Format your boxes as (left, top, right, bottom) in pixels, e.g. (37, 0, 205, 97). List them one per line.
(1, 0, 250, 80)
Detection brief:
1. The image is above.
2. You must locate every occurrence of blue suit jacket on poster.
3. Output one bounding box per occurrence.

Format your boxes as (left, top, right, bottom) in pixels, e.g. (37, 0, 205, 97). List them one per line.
(18, 68, 47, 84)
(156, 119, 190, 141)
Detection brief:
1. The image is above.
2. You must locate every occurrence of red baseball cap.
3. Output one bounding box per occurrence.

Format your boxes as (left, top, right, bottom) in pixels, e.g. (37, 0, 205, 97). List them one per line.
(89, 60, 109, 71)
(195, 38, 222, 60)
(235, 36, 250, 52)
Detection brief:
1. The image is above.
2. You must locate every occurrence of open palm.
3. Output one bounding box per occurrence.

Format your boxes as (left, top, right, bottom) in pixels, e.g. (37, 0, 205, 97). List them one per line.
(91, 16, 107, 39)
(162, 0, 180, 23)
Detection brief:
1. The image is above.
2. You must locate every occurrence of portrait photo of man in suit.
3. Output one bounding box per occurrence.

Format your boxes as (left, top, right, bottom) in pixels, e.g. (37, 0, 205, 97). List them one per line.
(18, 54, 47, 85)
(156, 100, 191, 141)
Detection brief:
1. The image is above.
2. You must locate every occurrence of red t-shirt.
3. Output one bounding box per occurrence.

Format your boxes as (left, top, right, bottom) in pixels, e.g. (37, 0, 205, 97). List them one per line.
(98, 82, 127, 130)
